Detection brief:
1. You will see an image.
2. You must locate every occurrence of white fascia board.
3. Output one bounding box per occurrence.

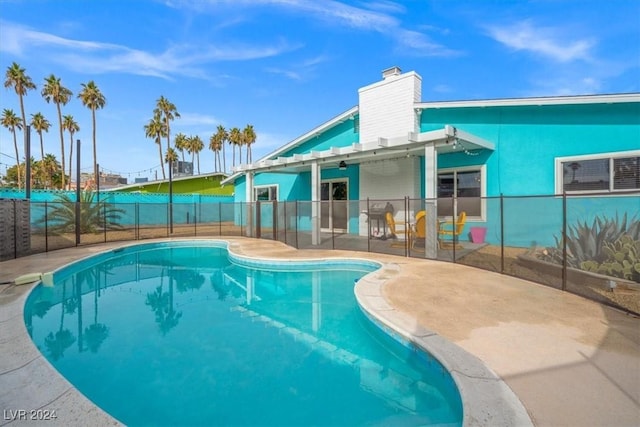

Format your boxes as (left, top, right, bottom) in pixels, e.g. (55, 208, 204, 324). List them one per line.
(416, 93, 640, 109)
(250, 106, 359, 164)
(226, 126, 492, 175)
(221, 172, 241, 185)
(454, 128, 495, 150)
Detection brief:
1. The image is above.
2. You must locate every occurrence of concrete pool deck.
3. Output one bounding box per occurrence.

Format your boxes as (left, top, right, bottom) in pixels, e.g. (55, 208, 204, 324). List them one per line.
(1, 237, 638, 426)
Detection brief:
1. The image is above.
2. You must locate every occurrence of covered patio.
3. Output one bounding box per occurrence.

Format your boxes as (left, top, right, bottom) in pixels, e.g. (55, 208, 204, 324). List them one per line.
(226, 125, 495, 258)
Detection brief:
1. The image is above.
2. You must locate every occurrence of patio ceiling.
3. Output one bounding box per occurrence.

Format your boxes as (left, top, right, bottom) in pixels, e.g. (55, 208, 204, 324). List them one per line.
(226, 125, 494, 177)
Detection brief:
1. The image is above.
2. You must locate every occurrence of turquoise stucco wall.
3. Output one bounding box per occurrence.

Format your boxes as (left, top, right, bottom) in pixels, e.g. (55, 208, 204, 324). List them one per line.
(232, 166, 361, 233)
(421, 102, 640, 196)
(420, 101, 640, 246)
(280, 118, 358, 156)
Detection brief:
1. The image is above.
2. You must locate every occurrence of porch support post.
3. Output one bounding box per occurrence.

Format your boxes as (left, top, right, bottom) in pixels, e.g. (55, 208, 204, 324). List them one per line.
(311, 161, 321, 245)
(245, 171, 254, 237)
(424, 143, 438, 258)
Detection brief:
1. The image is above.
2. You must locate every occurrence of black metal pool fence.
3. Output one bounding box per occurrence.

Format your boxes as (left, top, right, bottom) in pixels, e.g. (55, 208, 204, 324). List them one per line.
(1, 191, 638, 315)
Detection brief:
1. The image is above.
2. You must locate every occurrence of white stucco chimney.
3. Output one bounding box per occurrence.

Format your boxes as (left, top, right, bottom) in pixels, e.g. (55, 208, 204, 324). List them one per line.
(358, 68, 422, 144)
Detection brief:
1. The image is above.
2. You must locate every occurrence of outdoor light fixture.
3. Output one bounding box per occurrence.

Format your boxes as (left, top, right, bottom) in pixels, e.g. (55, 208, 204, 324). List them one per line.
(339, 160, 347, 170)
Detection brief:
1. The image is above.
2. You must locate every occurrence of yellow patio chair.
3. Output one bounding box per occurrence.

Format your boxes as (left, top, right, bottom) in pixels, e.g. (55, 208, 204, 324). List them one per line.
(438, 211, 466, 248)
(409, 210, 426, 249)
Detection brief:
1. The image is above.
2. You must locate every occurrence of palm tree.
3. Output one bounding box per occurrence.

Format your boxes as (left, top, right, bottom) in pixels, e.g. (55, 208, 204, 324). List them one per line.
(30, 112, 51, 160)
(78, 81, 106, 183)
(144, 113, 167, 180)
(62, 115, 79, 185)
(165, 147, 178, 175)
(1, 109, 23, 189)
(154, 96, 180, 156)
(42, 75, 72, 189)
(41, 153, 61, 189)
(4, 62, 36, 145)
(35, 191, 125, 233)
(174, 132, 188, 162)
(30, 157, 45, 188)
(210, 125, 227, 173)
(191, 135, 204, 174)
(229, 127, 241, 169)
(243, 124, 256, 164)
(209, 133, 222, 173)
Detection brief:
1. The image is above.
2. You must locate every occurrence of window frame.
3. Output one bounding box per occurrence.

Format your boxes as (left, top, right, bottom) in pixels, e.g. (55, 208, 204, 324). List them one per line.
(253, 184, 278, 202)
(555, 150, 640, 195)
(437, 165, 486, 221)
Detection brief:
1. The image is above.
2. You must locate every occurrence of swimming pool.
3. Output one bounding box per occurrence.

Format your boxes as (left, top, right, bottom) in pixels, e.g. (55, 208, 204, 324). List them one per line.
(24, 241, 463, 426)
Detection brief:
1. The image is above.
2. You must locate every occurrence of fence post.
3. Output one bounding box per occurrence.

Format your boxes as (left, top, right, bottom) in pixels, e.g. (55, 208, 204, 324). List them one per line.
(273, 200, 278, 241)
(135, 203, 139, 240)
(219, 202, 222, 236)
(331, 200, 335, 250)
(13, 200, 17, 259)
(193, 202, 197, 236)
(44, 201, 49, 252)
(75, 139, 81, 246)
(103, 198, 107, 243)
(283, 201, 288, 245)
(366, 198, 371, 253)
(256, 201, 261, 239)
(562, 192, 567, 291)
(404, 196, 409, 257)
(294, 201, 299, 248)
(500, 193, 505, 274)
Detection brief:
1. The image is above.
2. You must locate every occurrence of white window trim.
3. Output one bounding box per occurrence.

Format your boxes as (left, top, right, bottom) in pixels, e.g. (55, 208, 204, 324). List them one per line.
(254, 184, 279, 201)
(555, 150, 640, 195)
(437, 164, 487, 221)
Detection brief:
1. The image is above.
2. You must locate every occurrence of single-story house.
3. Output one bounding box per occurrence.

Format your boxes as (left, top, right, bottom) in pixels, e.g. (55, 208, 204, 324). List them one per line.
(222, 67, 640, 257)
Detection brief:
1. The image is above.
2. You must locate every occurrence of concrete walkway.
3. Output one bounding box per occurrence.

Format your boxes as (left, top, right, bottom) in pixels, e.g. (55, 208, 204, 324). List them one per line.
(1, 238, 638, 426)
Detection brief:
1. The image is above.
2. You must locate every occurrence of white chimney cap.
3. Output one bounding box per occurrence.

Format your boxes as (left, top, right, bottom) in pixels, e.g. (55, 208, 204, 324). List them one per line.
(382, 66, 402, 79)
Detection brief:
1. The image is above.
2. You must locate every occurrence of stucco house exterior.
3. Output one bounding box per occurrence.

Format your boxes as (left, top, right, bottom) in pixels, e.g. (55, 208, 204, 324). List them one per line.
(222, 67, 640, 257)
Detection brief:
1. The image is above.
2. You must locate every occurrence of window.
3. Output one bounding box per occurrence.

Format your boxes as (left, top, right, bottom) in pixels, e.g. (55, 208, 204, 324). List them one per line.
(557, 152, 640, 193)
(437, 167, 484, 218)
(254, 185, 277, 201)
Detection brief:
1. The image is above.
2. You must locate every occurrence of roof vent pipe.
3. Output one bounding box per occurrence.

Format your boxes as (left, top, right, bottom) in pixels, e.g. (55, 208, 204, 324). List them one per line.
(382, 66, 402, 79)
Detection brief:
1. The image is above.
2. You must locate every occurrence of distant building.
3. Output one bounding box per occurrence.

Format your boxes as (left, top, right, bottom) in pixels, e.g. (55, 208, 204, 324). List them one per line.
(173, 161, 194, 177)
(80, 172, 127, 189)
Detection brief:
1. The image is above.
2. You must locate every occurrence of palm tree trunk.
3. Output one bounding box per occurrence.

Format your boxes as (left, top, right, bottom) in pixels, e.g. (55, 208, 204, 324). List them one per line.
(57, 104, 66, 189)
(222, 143, 226, 173)
(158, 143, 165, 180)
(68, 134, 73, 186)
(39, 132, 44, 160)
(12, 131, 21, 189)
(92, 108, 97, 185)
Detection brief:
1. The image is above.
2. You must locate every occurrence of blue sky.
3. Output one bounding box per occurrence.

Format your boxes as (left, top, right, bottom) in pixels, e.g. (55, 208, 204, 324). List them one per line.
(1, 0, 639, 182)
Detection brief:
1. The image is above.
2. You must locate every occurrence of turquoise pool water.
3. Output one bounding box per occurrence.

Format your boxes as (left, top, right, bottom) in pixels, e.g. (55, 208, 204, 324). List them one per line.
(24, 241, 462, 426)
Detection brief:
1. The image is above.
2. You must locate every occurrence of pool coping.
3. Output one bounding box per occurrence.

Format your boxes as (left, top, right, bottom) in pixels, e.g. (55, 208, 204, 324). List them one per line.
(354, 265, 533, 427)
(1, 238, 532, 426)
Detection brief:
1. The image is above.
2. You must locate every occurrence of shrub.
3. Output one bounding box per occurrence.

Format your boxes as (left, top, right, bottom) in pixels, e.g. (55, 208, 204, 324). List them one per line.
(36, 191, 125, 234)
(582, 235, 640, 282)
(539, 213, 640, 282)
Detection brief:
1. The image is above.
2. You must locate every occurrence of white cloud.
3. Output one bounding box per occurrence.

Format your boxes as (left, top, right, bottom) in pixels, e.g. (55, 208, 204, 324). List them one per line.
(0, 20, 297, 79)
(487, 20, 595, 63)
(171, 0, 459, 57)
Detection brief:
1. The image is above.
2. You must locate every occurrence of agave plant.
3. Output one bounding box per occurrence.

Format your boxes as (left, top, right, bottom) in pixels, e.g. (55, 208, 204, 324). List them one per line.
(539, 213, 640, 281)
(582, 235, 640, 282)
(37, 191, 125, 234)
